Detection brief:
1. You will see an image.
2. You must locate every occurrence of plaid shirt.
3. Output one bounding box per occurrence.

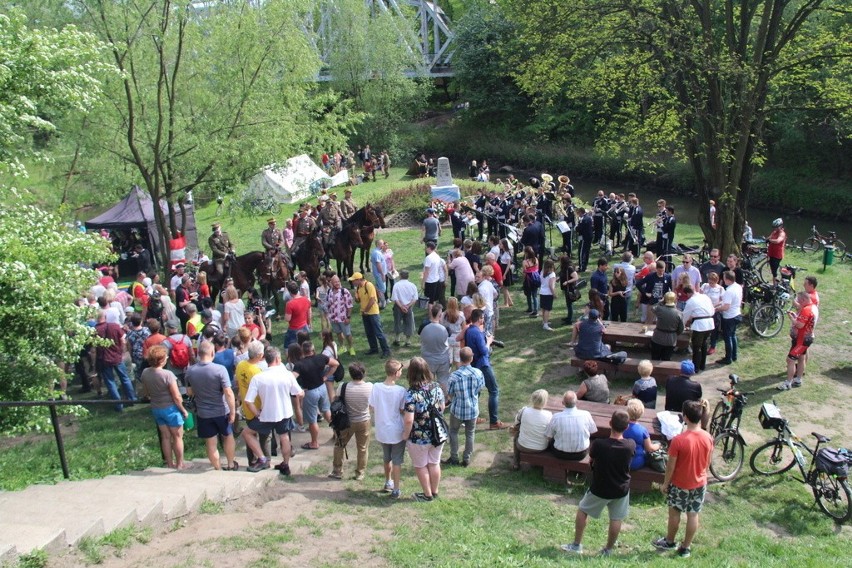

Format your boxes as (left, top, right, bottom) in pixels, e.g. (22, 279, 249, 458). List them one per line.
(447, 365, 485, 420)
(326, 286, 353, 323)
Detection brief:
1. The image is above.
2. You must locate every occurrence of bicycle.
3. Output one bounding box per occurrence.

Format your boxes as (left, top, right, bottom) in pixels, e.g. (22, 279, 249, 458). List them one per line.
(741, 243, 771, 283)
(744, 264, 802, 338)
(708, 374, 754, 481)
(749, 401, 852, 523)
(801, 225, 847, 263)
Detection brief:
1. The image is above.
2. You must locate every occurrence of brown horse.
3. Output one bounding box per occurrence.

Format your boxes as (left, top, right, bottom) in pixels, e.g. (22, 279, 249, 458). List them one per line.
(327, 219, 364, 281)
(293, 228, 325, 293)
(257, 252, 290, 314)
(353, 204, 386, 273)
(198, 251, 266, 301)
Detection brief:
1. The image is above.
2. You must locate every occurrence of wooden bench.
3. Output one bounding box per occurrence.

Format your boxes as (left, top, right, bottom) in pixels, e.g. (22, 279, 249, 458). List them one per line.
(570, 357, 682, 387)
(518, 452, 664, 493)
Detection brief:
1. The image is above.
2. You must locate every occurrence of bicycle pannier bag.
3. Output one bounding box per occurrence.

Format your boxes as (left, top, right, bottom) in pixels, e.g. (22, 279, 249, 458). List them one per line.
(815, 448, 849, 477)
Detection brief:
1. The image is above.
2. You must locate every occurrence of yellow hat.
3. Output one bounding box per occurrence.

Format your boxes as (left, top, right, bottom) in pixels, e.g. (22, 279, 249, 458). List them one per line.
(348, 272, 364, 281)
(267, 218, 276, 224)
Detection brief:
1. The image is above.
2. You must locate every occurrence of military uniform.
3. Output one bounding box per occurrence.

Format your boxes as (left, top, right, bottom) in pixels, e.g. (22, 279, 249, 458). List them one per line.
(340, 195, 357, 220)
(291, 213, 316, 258)
(208, 228, 234, 277)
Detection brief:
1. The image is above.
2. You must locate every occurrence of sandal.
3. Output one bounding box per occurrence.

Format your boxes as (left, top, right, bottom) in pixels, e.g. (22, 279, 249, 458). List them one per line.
(301, 442, 320, 450)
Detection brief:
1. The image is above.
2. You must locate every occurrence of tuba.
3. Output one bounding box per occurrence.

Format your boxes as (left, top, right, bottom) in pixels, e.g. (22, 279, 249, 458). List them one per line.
(540, 173, 553, 187)
(558, 175, 570, 191)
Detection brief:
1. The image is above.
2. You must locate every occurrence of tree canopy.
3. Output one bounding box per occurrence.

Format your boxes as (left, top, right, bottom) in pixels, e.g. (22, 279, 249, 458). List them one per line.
(503, 0, 851, 255)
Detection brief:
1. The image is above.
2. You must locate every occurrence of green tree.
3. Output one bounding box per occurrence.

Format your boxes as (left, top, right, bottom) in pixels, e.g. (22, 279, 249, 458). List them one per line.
(0, 10, 110, 178)
(323, 0, 430, 158)
(504, 0, 851, 255)
(62, 0, 359, 267)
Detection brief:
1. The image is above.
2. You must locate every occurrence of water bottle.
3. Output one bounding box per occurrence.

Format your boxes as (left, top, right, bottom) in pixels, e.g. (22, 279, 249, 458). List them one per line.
(793, 444, 806, 468)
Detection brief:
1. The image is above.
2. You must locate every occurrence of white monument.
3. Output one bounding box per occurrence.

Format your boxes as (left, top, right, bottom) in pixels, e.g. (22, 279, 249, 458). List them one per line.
(430, 157, 461, 202)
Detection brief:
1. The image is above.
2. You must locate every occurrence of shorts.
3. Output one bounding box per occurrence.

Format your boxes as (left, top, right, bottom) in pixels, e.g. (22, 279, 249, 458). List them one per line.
(666, 483, 706, 513)
(246, 416, 295, 436)
(152, 405, 184, 428)
(330, 320, 352, 336)
(407, 440, 443, 468)
(578, 491, 630, 521)
(196, 414, 233, 439)
(788, 336, 813, 360)
(430, 360, 452, 390)
(540, 294, 554, 311)
(302, 385, 330, 424)
(382, 440, 407, 466)
(424, 281, 440, 303)
(448, 341, 461, 364)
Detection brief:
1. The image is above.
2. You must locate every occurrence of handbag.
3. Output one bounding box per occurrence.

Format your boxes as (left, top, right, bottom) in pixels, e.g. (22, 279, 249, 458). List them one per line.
(646, 448, 668, 473)
(390, 269, 400, 281)
(427, 387, 449, 447)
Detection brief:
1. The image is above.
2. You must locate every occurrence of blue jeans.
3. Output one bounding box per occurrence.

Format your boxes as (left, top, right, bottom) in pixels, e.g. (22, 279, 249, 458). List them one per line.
(284, 325, 309, 349)
(361, 314, 390, 354)
(721, 316, 740, 362)
(526, 289, 539, 313)
(101, 362, 137, 411)
(476, 364, 500, 425)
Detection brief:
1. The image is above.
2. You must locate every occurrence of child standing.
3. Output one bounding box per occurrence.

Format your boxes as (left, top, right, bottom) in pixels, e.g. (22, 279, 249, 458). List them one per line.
(368, 359, 407, 499)
(540, 259, 557, 331)
(315, 274, 330, 333)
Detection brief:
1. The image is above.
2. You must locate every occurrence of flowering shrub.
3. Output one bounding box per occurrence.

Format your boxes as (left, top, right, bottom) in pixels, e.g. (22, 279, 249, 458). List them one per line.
(374, 182, 480, 218)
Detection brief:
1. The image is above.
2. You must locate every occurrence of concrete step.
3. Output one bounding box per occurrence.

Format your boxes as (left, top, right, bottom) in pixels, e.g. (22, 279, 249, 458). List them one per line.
(0, 523, 66, 557)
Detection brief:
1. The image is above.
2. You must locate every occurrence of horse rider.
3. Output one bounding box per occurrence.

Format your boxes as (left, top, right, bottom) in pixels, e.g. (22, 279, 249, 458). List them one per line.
(261, 217, 288, 272)
(340, 188, 357, 220)
(208, 222, 234, 280)
(290, 204, 317, 263)
(318, 191, 343, 249)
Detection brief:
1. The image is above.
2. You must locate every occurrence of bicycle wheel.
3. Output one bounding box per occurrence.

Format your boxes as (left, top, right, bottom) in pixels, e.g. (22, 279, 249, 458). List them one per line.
(812, 472, 852, 524)
(751, 304, 784, 338)
(756, 257, 773, 284)
(833, 239, 847, 263)
(709, 401, 727, 437)
(710, 432, 745, 482)
(750, 440, 800, 475)
(800, 237, 821, 253)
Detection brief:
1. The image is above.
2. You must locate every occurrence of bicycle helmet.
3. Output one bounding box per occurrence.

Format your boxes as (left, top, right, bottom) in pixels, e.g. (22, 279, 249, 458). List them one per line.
(772, 218, 783, 227)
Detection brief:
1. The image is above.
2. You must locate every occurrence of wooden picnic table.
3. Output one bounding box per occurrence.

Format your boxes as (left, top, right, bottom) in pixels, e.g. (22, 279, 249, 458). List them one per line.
(603, 321, 690, 350)
(545, 397, 664, 440)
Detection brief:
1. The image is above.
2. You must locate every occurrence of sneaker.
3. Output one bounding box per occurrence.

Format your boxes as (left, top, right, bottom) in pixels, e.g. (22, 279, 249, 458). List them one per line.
(247, 458, 270, 473)
(354, 473, 365, 481)
(348, 347, 356, 356)
(677, 547, 691, 558)
(599, 548, 612, 557)
(461, 459, 470, 467)
(383, 480, 394, 492)
(442, 457, 460, 466)
(389, 489, 401, 499)
(653, 538, 677, 551)
(412, 492, 433, 502)
(707, 347, 716, 355)
(491, 339, 505, 348)
(777, 381, 792, 391)
(560, 543, 583, 554)
(543, 324, 554, 331)
(529, 312, 539, 318)
(328, 471, 343, 479)
(792, 379, 802, 388)
(278, 464, 291, 476)
(365, 349, 379, 355)
(296, 424, 309, 433)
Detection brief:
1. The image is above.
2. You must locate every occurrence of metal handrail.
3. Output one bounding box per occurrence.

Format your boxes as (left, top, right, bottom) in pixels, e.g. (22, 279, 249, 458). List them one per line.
(0, 399, 143, 480)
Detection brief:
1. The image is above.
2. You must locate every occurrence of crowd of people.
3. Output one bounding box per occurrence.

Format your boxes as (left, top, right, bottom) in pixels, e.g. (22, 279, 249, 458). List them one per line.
(69, 164, 829, 560)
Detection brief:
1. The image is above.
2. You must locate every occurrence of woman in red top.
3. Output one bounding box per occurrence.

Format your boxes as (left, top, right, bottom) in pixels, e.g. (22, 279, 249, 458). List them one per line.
(196, 271, 211, 300)
(778, 291, 815, 390)
(767, 218, 787, 284)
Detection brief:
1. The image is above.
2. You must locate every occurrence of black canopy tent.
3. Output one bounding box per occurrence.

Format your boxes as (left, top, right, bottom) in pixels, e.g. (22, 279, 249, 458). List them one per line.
(86, 185, 198, 273)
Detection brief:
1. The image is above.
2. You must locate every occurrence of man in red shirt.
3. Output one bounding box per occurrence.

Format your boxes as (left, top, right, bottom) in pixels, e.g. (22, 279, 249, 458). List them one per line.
(653, 400, 713, 559)
(95, 310, 138, 411)
(778, 291, 815, 391)
(284, 281, 312, 348)
(767, 218, 787, 284)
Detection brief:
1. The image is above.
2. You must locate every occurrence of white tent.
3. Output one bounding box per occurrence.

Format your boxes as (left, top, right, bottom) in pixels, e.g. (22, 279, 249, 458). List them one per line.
(247, 154, 331, 204)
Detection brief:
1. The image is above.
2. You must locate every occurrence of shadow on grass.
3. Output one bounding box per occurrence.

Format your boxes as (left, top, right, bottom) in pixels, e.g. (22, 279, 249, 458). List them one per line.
(824, 364, 852, 387)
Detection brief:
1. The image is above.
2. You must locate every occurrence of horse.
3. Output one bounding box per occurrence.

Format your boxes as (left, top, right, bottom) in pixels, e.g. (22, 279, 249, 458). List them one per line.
(257, 252, 290, 315)
(292, 228, 325, 293)
(198, 251, 265, 301)
(352, 203, 386, 273)
(327, 219, 364, 281)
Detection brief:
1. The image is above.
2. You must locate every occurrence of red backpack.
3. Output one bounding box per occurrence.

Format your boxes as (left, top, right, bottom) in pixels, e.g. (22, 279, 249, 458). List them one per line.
(167, 335, 191, 370)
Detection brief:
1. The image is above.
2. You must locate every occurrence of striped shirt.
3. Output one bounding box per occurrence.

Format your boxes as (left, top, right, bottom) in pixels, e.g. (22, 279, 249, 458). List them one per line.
(337, 381, 373, 423)
(447, 365, 485, 421)
(545, 407, 598, 453)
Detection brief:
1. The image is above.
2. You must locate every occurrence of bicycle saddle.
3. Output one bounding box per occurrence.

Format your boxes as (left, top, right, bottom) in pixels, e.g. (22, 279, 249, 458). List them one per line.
(812, 432, 831, 443)
(728, 374, 740, 385)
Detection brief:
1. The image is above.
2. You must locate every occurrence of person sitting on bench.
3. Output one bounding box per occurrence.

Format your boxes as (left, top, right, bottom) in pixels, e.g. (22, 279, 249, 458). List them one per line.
(572, 309, 612, 360)
(545, 390, 598, 461)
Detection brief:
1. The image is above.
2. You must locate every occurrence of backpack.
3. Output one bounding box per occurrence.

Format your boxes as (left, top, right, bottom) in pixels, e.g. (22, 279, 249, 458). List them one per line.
(167, 335, 191, 370)
(329, 383, 351, 434)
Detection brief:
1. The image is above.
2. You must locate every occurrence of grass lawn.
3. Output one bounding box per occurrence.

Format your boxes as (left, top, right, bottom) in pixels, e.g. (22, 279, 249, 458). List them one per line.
(2, 171, 851, 565)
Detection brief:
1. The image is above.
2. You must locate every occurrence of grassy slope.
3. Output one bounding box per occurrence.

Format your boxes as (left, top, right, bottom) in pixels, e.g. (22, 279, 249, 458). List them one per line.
(3, 168, 851, 564)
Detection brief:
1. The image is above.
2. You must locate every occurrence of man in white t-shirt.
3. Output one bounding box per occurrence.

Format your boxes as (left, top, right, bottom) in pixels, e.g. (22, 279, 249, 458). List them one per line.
(421, 242, 445, 309)
(716, 271, 742, 365)
(390, 270, 419, 346)
(242, 346, 304, 475)
(545, 390, 598, 461)
(681, 285, 715, 372)
(369, 359, 408, 499)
